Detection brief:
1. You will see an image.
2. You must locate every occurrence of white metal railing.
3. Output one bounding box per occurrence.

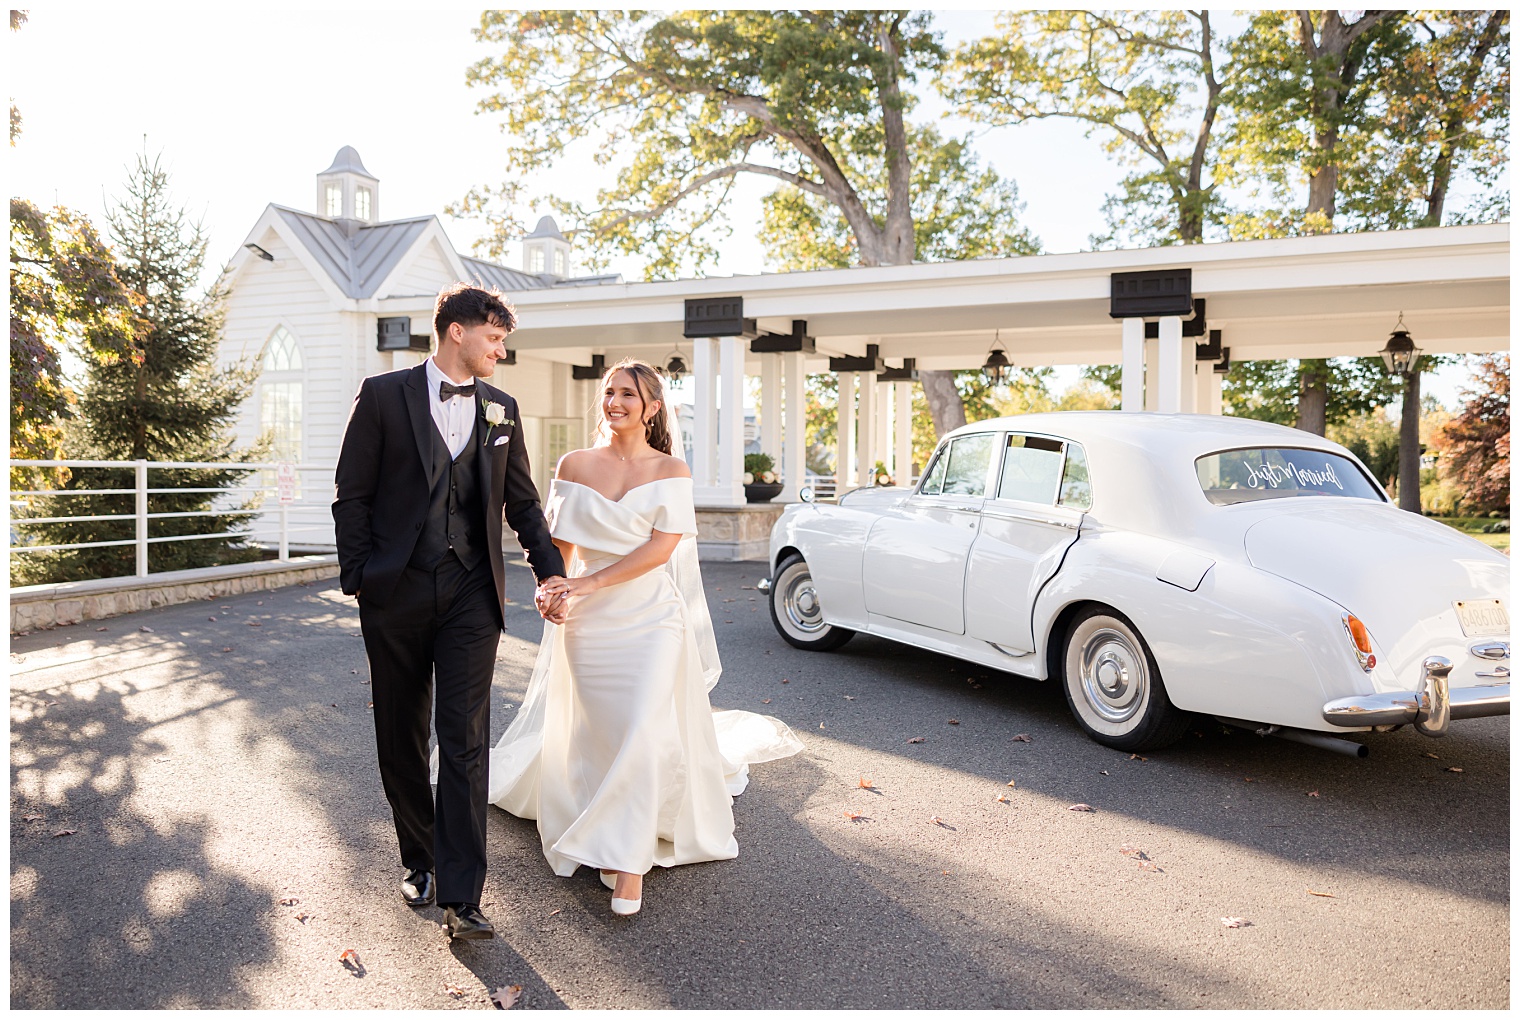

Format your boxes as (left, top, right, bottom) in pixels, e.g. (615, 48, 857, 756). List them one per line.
(9, 460, 336, 578)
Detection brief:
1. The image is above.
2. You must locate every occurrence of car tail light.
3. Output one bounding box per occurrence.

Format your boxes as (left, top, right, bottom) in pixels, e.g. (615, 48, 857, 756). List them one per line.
(1342, 613, 1377, 672)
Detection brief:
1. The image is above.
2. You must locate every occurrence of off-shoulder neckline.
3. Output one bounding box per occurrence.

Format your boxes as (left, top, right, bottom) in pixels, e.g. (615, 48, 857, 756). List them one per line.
(554, 476, 691, 504)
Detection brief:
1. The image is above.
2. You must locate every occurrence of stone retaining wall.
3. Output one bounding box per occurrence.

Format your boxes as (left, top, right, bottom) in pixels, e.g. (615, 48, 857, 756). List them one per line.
(694, 503, 785, 562)
(10, 556, 340, 634)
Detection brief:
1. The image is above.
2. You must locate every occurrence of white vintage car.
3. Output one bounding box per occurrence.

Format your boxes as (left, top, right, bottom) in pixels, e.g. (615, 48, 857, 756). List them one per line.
(762, 412, 1510, 754)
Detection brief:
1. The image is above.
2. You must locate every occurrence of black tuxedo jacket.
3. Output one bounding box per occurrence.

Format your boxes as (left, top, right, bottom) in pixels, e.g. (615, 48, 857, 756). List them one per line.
(331, 363, 565, 626)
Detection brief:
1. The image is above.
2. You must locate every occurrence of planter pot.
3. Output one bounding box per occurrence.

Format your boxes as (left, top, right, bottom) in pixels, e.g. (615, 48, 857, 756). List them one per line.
(744, 482, 784, 504)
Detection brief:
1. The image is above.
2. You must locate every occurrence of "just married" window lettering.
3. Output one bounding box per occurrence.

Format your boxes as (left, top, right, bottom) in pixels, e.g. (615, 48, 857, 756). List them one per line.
(1244, 459, 1344, 491)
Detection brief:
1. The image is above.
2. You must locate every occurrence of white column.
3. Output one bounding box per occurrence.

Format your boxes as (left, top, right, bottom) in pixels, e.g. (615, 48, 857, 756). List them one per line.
(894, 380, 912, 485)
(760, 352, 781, 464)
(1144, 336, 1161, 411)
(1207, 367, 1224, 415)
(711, 335, 746, 506)
(1156, 315, 1185, 413)
(692, 338, 718, 492)
(1179, 357, 1198, 414)
(780, 350, 806, 502)
(836, 372, 856, 492)
(856, 371, 877, 488)
(1194, 357, 1212, 415)
(874, 380, 891, 481)
(1120, 318, 1145, 412)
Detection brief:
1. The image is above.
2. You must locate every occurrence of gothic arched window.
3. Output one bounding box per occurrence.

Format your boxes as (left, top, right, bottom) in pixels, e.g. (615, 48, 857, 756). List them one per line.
(259, 326, 304, 463)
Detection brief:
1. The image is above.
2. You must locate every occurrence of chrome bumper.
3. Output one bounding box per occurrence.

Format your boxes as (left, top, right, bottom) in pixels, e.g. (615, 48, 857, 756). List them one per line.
(1322, 656, 1510, 736)
(756, 577, 772, 593)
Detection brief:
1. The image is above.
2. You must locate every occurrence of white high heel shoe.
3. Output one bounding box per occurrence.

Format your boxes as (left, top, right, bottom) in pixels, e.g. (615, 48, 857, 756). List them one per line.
(611, 894, 641, 916)
(599, 871, 617, 891)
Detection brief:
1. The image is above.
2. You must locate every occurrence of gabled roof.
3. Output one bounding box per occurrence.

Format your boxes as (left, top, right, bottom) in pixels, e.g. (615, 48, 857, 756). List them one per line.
(270, 206, 440, 299)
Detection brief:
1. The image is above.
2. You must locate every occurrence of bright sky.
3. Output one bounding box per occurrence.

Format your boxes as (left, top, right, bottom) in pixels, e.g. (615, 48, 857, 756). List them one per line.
(7, 7, 1487, 407)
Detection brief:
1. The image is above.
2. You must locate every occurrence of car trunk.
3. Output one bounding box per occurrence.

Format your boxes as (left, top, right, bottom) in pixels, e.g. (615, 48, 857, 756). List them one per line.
(1243, 502, 1509, 689)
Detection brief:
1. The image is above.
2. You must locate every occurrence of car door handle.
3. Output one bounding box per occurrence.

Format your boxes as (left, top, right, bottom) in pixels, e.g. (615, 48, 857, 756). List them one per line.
(948, 505, 981, 513)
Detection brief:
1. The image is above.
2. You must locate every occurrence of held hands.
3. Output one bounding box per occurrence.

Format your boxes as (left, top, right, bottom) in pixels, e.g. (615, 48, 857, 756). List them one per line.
(535, 573, 600, 624)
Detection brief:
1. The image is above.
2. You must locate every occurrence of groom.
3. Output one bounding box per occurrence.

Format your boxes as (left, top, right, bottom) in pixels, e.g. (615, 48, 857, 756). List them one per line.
(333, 283, 565, 940)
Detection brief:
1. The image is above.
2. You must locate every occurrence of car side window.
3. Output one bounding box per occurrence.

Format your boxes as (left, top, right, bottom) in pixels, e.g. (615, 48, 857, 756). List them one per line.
(1058, 442, 1093, 510)
(941, 433, 997, 497)
(997, 434, 1065, 504)
(917, 442, 950, 495)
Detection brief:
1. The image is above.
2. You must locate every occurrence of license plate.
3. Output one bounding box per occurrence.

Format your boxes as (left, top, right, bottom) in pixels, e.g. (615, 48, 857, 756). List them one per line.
(1455, 599, 1509, 637)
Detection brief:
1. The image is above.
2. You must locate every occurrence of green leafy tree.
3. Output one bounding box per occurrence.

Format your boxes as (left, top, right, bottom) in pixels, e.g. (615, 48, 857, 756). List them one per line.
(1222, 356, 1404, 434)
(1221, 10, 1406, 237)
(14, 155, 264, 584)
(949, 10, 1230, 245)
(9, 199, 139, 466)
(10, 10, 26, 145)
(455, 10, 1033, 441)
(1351, 10, 1510, 228)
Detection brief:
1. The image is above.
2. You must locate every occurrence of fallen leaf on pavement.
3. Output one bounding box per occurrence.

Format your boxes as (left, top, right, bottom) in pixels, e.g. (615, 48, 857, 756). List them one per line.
(279, 897, 300, 906)
(52, 829, 76, 837)
(858, 776, 874, 789)
(491, 985, 523, 1009)
(208, 616, 217, 622)
(843, 811, 870, 822)
(247, 621, 262, 627)
(819, 722, 825, 729)
(95, 627, 107, 632)
(22, 814, 42, 822)
(843, 695, 855, 700)
(947, 719, 960, 726)
(1099, 770, 1109, 775)
(1137, 861, 1163, 873)
(547, 909, 561, 917)
(1221, 917, 1253, 928)
(445, 984, 466, 999)
(929, 816, 956, 830)
(1446, 766, 1465, 773)
(222, 647, 233, 653)
(781, 679, 789, 684)
(996, 793, 1011, 804)
(339, 949, 364, 976)
(760, 698, 771, 704)
(906, 736, 925, 744)
(139, 626, 154, 633)
(1006, 779, 1016, 787)
(1424, 752, 1441, 759)
(1129, 754, 1147, 761)
(296, 912, 313, 923)
(1119, 846, 1150, 860)
(1011, 733, 1031, 742)
(1068, 803, 1096, 813)
(1307, 790, 1320, 797)
(1307, 889, 1335, 897)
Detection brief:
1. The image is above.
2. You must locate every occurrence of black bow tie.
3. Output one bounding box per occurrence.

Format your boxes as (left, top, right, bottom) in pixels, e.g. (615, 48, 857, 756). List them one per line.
(438, 380, 476, 401)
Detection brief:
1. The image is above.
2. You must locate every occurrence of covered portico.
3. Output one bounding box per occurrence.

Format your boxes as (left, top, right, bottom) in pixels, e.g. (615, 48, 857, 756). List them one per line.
(376, 223, 1508, 507)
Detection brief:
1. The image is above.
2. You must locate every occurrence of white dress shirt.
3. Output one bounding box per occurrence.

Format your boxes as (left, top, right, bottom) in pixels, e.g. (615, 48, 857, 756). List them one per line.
(424, 357, 477, 460)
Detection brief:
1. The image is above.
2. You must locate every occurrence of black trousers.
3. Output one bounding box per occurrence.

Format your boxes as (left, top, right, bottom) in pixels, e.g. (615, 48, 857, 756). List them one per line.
(359, 551, 501, 907)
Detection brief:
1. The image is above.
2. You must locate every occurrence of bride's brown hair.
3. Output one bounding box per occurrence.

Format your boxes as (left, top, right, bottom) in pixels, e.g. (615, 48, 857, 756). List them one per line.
(598, 358, 674, 456)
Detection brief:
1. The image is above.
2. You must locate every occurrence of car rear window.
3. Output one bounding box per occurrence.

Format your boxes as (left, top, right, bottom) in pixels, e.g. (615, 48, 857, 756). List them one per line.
(1196, 448, 1385, 505)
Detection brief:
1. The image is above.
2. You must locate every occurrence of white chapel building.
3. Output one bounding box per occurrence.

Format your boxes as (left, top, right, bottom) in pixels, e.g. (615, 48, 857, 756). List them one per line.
(219, 146, 622, 502)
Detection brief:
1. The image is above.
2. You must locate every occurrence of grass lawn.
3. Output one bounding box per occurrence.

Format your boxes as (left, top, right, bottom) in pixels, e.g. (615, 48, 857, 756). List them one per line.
(1434, 516, 1510, 554)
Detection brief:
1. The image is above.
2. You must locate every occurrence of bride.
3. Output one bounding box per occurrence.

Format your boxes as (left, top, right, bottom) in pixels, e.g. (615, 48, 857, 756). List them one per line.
(487, 358, 802, 916)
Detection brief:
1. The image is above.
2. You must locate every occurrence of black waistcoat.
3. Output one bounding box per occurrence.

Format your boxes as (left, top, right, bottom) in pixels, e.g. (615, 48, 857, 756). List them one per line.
(409, 424, 486, 571)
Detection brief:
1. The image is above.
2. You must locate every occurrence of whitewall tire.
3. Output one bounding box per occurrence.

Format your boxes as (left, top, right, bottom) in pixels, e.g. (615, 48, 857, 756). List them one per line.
(1061, 607, 1189, 751)
(768, 554, 854, 651)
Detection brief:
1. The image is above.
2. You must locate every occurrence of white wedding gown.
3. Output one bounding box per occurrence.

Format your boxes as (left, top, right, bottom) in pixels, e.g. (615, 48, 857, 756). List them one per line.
(486, 476, 803, 877)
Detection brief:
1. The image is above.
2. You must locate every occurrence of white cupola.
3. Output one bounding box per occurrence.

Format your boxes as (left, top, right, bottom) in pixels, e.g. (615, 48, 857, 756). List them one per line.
(316, 146, 379, 223)
(522, 215, 572, 279)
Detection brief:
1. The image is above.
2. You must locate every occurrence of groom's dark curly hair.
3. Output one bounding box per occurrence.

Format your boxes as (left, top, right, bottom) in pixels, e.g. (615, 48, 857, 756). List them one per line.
(433, 283, 517, 339)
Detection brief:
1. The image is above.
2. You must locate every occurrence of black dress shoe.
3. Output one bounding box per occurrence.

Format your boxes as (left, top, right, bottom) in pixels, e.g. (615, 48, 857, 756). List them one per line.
(401, 869, 435, 907)
(443, 904, 495, 940)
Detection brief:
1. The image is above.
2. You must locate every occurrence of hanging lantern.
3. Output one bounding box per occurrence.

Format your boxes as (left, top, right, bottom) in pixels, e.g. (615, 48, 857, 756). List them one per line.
(983, 330, 1012, 385)
(663, 349, 688, 383)
(1378, 314, 1421, 377)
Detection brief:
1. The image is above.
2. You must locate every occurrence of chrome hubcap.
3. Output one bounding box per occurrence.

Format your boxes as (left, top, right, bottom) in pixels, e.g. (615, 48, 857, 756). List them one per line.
(782, 570, 826, 634)
(1080, 627, 1145, 723)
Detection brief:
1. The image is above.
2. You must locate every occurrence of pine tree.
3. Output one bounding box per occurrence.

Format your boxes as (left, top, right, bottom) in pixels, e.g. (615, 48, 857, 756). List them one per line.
(14, 154, 264, 584)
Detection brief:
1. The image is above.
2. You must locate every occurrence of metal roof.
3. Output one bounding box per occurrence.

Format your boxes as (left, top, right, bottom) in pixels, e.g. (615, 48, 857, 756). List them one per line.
(459, 256, 552, 293)
(271, 206, 432, 299)
(318, 145, 377, 179)
(523, 215, 566, 240)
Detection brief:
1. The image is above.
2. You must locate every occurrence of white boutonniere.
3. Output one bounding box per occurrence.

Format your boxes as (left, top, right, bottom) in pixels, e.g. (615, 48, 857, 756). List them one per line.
(483, 402, 511, 427)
